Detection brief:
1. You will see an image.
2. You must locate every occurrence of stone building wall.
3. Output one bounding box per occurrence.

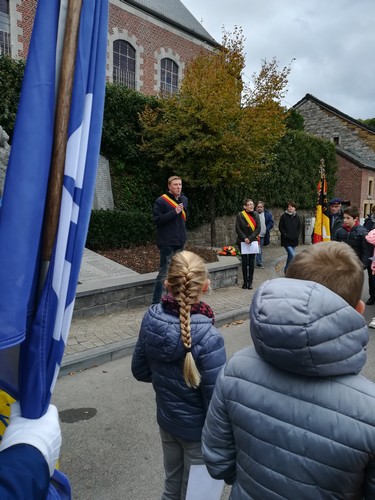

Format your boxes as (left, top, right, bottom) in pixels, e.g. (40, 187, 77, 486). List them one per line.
(296, 100, 375, 163)
(187, 207, 315, 248)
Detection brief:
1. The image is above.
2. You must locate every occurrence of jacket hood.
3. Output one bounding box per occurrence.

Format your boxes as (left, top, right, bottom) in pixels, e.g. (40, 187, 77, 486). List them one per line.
(250, 278, 368, 377)
(143, 304, 214, 363)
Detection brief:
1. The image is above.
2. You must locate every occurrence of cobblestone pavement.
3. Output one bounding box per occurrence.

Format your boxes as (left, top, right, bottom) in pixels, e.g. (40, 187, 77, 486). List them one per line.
(62, 245, 308, 374)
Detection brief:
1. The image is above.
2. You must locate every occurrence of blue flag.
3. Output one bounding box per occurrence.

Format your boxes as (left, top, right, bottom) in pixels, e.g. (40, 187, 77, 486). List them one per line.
(0, 0, 108, 496)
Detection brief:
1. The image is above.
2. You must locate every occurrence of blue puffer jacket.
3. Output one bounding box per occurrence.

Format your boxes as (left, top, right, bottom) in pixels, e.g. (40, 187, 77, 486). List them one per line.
(131, 303, 226, 442)
(202, 278, 375, 499)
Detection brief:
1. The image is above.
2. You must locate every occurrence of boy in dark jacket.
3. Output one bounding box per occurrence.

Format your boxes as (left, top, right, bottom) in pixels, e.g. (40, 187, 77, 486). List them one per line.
(333, 205, 371, 268)
(202, 242, 375, 499)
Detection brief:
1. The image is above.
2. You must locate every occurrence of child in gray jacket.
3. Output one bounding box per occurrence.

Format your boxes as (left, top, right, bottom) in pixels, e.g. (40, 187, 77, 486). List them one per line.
(202, 241, 375, 499)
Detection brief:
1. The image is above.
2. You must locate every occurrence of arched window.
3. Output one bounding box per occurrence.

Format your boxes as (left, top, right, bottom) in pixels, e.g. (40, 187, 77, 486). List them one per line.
(160, 58, 179, 95)
(0, 0, 10, 56)
(113, 39, 136, 89)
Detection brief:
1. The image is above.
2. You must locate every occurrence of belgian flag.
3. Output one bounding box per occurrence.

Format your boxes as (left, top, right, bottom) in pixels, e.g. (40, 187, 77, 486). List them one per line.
(313, 172, 331, 243)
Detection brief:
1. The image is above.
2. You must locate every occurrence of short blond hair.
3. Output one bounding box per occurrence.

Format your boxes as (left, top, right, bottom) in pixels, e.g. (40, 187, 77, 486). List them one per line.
(168, 176, 181, 186)
(286, 241, 364, 308)
(166, 251, 208, 388)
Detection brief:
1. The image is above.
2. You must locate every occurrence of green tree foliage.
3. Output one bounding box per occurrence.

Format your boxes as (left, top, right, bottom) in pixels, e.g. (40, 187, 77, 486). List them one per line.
(140, 28, 291, 245)
(251, 130, 338, 208)
(285, 108, 304, 131)
(101, 84, 163, 210)
(359, 118, 375, 130)
(0, 55, 25, 142)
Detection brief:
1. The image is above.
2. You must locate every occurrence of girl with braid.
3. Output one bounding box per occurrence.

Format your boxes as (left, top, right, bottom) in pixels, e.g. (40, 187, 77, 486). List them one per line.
(131, 251, 226, 499)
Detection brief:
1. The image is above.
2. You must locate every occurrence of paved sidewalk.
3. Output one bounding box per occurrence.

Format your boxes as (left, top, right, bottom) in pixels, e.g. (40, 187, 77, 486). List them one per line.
(61, 245, 308, 376)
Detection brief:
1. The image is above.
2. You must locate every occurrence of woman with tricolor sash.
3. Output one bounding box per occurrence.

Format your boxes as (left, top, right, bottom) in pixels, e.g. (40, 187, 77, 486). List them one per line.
(235, 199, 260, 289)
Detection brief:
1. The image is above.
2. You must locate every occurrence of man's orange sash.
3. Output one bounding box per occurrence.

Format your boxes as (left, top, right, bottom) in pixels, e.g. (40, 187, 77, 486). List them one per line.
(241, 210, 256, 231)
(162, 194, 186, 220)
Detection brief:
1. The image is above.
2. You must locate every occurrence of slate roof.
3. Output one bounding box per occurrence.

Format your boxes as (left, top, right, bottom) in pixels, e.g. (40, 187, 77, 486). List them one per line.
(121, 0, 219, 46)
(336, 147, 375, 171)
(294, 93, 375, 135)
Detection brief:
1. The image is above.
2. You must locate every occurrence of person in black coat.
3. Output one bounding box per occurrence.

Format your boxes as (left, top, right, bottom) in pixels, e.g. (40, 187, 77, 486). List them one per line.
(329, 197, 344, 239)
(278, 200, 301, 273)
(152, 176, 188, 304)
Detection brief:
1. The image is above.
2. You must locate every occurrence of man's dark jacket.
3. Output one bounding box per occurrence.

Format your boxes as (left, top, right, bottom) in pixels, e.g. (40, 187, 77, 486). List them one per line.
(152, 192, 188, 248)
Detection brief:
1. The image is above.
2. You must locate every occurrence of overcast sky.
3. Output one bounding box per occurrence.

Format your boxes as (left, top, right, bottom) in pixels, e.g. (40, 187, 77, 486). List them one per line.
(181, 0, 375, 120)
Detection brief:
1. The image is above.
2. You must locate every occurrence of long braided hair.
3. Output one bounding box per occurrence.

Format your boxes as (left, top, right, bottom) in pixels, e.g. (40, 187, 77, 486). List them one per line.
(165, 251, 208, 388)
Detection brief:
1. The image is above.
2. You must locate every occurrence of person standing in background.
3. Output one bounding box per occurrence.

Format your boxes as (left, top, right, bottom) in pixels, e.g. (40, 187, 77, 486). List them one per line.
(152, 176, 188, 304)
(255, 201, 274, 269)
(235, 199, 260, 290)
(278, 201, 301, 273)
(329, 197, 344, 239)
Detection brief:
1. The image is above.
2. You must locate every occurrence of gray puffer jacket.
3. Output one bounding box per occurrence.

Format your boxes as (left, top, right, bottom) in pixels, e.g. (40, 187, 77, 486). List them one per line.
(131, 303, 226, 442)
(202, 278, 375, 499)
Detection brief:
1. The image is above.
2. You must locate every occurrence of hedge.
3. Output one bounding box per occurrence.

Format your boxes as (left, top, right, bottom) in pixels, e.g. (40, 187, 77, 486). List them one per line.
(86, 209, 155, 250)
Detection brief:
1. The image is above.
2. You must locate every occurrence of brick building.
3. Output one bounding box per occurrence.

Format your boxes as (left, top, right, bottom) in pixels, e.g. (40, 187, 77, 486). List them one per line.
(0, 0, 218, 95)
(294, 94, 375, 218)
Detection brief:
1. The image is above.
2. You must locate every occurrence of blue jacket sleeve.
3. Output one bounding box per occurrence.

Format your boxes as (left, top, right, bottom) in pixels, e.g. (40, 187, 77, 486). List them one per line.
(0, 444, 49, 499)
(202, 368, 236, 484)
(265, 210, 274, 231)
(198, 328, 226, 411)
(131, 313, 152, 382)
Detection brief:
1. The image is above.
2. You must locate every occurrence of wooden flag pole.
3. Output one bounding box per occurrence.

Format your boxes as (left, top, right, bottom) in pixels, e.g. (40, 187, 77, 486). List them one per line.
(41, 0, 83, 263)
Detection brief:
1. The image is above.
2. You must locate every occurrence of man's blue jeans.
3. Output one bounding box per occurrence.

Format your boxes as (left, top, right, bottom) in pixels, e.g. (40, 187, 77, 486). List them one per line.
(256, 237, 265, 266)
(152, 245, 183, 304)
(284, 245, 296, 273)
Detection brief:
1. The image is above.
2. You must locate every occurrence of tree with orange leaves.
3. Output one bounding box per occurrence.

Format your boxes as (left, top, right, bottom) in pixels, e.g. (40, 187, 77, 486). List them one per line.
(140, 27, 291, 246)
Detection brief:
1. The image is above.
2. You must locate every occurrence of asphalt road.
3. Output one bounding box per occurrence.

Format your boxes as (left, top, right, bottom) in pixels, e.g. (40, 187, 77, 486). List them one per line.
(53, 319, 249, 500)
(53, 281, 375, 500)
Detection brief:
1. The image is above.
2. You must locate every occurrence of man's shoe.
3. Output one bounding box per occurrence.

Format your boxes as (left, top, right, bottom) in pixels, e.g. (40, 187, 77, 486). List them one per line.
(369, 318, 375, 329)
(366, 297, 375, 305)
(242, 283, 248, 289)
(247, 283, 253, 289)
(256, 264, 264, 269)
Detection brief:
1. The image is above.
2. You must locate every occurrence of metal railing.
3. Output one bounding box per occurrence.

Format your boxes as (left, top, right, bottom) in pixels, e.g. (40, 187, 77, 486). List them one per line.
(113, 67, 136, 89)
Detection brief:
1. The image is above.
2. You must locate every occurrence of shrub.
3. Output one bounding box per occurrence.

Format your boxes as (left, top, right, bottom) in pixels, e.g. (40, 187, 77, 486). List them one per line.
(86, 209, 155, 250)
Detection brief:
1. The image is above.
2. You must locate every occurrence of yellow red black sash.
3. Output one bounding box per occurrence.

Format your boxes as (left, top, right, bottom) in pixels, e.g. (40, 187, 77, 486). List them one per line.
(161, 194, 186, 220)
(241, 210, 256, 231)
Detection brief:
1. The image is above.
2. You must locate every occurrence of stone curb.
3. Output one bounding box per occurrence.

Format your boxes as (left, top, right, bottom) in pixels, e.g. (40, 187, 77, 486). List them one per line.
(60, 306, 251, 377)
